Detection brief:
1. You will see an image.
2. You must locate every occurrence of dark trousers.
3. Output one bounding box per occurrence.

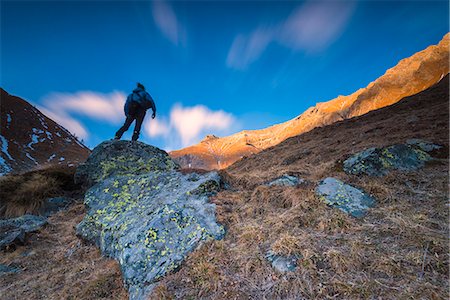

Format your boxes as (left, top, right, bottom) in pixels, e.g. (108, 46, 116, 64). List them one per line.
(115, 104, 146, 141)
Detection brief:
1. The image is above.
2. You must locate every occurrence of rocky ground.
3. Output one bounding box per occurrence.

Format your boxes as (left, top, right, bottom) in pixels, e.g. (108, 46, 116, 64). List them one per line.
(1, 77, 448, 299)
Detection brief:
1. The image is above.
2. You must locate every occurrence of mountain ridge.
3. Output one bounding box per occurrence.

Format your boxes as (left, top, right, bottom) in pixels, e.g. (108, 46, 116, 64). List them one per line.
(170, 33, 449, 170)
(0, 88, 90, 175)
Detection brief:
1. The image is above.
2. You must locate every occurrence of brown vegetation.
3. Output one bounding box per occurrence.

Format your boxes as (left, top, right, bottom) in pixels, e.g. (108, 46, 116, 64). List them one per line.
(0, 165, 82, 218)
(153, 77, 449, 298)
(0, 203, 127, 299)
(1, 77, 448, 299)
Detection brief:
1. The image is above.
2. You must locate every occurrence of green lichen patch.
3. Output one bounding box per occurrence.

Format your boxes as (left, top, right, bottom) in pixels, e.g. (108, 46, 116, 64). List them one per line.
(343, 142, 437, 176)
(75, 140, 179, 187)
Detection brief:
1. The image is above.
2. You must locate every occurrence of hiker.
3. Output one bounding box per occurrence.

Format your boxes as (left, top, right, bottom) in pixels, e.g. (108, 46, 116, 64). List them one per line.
(115, 83, 156, 141)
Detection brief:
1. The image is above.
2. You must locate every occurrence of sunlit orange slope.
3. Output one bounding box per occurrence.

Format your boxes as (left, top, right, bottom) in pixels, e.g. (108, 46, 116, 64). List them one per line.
(170, 33, 449, 170)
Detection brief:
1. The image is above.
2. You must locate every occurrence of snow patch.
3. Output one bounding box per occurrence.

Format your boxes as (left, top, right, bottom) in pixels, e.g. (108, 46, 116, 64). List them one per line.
(25, 152, 38, 165)
(6, 114, 12, 129)
(0, 156, 12, 176)
(48, 154, 56, 162)
(45, 131, 53, 139)
(59, 157, 65, 161)
(27, 128, 47, 149)
(0, 134, 14, 161)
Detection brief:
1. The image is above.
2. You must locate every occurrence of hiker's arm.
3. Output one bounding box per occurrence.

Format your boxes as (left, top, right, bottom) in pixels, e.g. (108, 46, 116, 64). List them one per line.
(146, 92, 156, 118)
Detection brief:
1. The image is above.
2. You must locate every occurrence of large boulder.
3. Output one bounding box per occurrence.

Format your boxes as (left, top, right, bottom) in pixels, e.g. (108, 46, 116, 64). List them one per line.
(75, 140, 179, 187)
(316, 177, 375, 218)
(343, 141, 440, 176)
(76, 140, 224, 300)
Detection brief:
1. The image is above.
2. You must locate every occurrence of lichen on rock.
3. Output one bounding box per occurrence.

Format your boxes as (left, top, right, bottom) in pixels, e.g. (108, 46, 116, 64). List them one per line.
(343, 141, 439, 176)
(75, 140, 224, 300)
(74, 140, 179, 188)
(316, 177, 375, 218)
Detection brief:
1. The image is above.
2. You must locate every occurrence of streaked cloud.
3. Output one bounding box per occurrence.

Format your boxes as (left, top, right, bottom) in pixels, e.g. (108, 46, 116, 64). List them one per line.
(39, 91, 126, 140)
(152, 0, 186, 46)
(144, 103, 237, 148)
(227, 0, 356, 69)
(40, 90, 236, 150)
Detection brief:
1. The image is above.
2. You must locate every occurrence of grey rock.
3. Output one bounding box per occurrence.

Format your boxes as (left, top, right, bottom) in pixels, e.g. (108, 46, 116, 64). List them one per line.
(0, 264, 21, 275)
(0, 226, 25, 250)
(75, 140, 179, 188)
(39, 196, 72, 217)
(343, 143, 433, 176)
(266, 250, 300, 273)
(406, 139, 442, 152)
(316, 177, 375, 218)
(267, 175, 304, 187)
(76, 141, 224, 300)
(0, 215, 46, 249)
(0, 214, 47, 233)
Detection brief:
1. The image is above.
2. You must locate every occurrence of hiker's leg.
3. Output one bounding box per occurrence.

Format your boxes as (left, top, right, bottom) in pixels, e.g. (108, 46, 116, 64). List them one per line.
(115, 115, 134, 139)
(132, 109, 146, 141)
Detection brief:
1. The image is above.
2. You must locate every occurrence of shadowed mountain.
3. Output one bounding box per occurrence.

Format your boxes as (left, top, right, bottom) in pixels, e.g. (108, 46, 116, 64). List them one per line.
(171, 33, 449, 170)
(0, 89, 90, 175)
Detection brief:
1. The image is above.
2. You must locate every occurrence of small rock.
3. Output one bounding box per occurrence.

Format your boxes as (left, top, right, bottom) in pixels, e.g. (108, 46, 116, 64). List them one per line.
(267, 175, 304, 187)
(0, 214, 47, 233)
(0, 215, 46, 249)
(39, 196, 72, 217)
(266, 250, 300, 273)
(0, 264, 21, 275)
(316, 177, 375, 218)
(0, 225, 25, 250)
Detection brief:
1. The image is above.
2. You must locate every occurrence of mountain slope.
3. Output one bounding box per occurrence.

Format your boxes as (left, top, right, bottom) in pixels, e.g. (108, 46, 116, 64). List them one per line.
(171, 33, 449, 170)
(226, 74, 449, 186)
(155, 73, 449, 300)
(0, 89, 90, 175)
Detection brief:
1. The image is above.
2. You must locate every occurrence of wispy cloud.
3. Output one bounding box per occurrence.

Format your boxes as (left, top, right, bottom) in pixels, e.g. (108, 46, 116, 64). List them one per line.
(144, 103, 237, 149)
(39, 91, 126, 140)
(152, 0, 186, 46)
(39, 90, 236, 150)
(227, 0, 356, 69)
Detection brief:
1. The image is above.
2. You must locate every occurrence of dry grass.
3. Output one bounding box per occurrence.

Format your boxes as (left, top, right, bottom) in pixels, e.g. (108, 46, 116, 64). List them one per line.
(154, 158, 448, 299)
(0, 165, 81, 218)
(0, 203, 127, 300)
(1, 78, 448, 299)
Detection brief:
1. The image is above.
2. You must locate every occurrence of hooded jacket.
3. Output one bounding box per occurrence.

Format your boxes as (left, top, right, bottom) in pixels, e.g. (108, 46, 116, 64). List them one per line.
(124, 87, 156, 116)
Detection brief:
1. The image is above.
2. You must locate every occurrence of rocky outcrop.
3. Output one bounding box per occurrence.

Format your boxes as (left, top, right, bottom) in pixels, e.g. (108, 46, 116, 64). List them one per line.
(75, 140, 178, 188)
(171, 34, 449, 170)
(76, 140, 224, 300)
(316, 178, 375, 218)
(343, 140, 440, 176)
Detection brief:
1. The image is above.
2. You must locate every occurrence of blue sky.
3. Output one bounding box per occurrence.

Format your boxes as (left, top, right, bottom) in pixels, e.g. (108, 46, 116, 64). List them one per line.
(1, 0, 448, 150)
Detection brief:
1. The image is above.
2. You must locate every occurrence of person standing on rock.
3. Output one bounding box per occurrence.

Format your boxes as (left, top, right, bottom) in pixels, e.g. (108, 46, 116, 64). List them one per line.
(115, 83, 156, 141)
